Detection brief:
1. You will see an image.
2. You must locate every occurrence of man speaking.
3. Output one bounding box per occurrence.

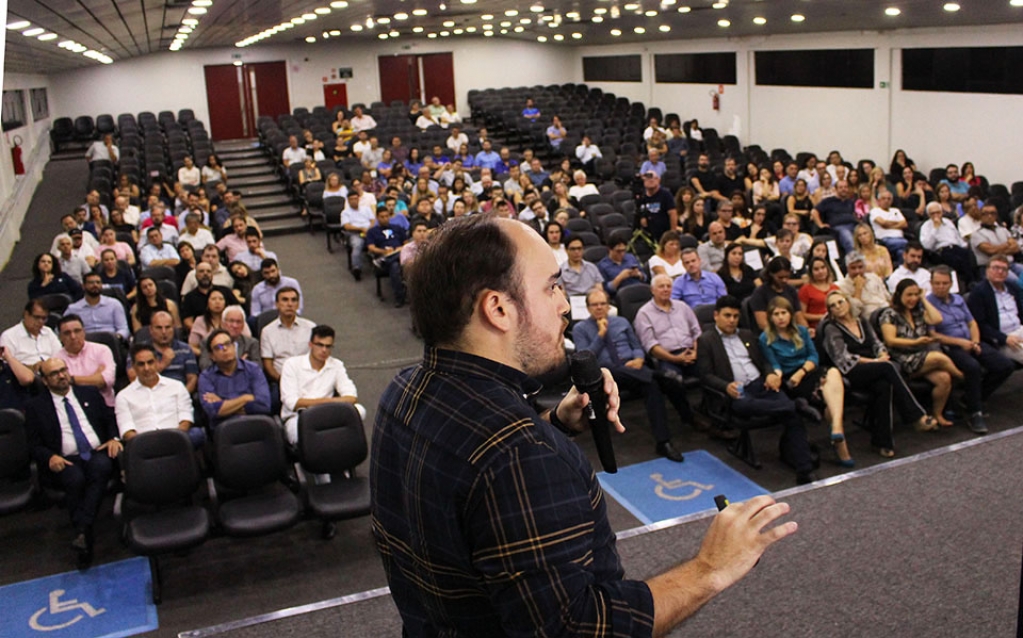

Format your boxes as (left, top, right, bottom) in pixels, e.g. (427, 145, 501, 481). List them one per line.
(370, 215, 796, 636)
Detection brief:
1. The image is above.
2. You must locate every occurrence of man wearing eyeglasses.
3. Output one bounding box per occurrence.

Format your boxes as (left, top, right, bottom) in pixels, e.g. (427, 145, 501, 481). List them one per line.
(279, 324, 364, 446)
(0, 299, 63, 372)
(26, 357, 120, 566)
(967, 254, 1023, 366)
(198, 328, 271, 429)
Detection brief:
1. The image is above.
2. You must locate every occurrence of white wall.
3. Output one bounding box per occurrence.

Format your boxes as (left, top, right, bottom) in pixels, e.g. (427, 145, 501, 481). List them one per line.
(48, 37, 575, 130)
(575, 25, 1023, 186)
(0, 71, 52, 267)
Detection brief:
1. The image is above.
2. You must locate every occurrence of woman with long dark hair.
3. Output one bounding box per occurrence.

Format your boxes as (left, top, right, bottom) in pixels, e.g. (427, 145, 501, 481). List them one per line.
(28, 252, 83, 300)
(131, 276, 181, 333)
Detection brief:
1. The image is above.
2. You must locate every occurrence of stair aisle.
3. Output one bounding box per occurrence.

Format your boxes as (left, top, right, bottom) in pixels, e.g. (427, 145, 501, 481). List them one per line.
(214, 138, 305, 236)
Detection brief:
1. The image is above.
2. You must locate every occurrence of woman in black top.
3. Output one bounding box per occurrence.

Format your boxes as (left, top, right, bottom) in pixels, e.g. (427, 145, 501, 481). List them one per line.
(28, 253, 82, 301)
(717, 243, 760, 303)
(820, 290, 936, 458)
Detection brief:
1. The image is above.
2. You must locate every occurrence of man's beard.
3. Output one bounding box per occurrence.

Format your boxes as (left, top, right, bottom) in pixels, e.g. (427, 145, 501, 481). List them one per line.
(514, 303, 569, 383)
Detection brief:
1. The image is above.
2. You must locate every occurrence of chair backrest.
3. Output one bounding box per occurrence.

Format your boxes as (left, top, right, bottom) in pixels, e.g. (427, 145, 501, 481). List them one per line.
(215, 416, 287, 491)
(86, 331, 126, 380)
(125, 429, 200, 505)
(297, 403, 367, 475)
(694, 303, 716, 330)
(0, 410, 29, 480)
(142, 265, 176, 282)
(36, 293, 72, 315)
(615, 284, 652, 324)
(583, 245, 606, 263)
(255, 309, 279, 339)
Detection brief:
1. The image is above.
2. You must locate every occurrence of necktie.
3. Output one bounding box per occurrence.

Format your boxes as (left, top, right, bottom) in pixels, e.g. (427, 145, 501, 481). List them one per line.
(64, 397, 92, 461)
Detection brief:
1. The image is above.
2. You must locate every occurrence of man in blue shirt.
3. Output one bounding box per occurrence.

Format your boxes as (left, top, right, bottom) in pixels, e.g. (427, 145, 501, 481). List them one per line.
(521, 97, 540, 120)
(366, 207, 409, 308)
(811, 180, 858, 254)
(67, 273, 129, 340)
(198, 328, 271, 429)
(939, 164, 969, 202)
(671, 248, 727, 307)
(639, 149, 667, 177)
(598, 237, 645, 296)
(928, 266, 1014, 433)
(778, 162, 799, 197)
(473, 140, 501, 172)
(573, 288, 690, 462)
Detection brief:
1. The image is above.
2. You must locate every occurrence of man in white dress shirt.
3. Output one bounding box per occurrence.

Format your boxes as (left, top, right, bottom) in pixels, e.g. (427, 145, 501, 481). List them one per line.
(279, 324, 364, 445)
(1, 300, 63, 372)
(116, 343, 204, 447)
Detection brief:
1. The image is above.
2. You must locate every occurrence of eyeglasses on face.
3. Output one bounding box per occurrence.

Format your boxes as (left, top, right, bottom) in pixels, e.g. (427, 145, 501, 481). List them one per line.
(211, 341, 234, 352)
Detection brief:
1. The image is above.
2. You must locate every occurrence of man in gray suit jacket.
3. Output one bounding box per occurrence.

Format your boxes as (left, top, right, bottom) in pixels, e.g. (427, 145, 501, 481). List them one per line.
(696, 296, 816, 485)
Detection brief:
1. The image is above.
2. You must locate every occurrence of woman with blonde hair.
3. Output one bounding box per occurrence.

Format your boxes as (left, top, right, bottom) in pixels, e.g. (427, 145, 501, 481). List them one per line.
(760, 296, 852, 466)
(852, 223, 892, 279)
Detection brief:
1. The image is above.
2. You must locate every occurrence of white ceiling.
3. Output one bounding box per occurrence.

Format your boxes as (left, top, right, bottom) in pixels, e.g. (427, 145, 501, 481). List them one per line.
(5, 0, 1023, 75)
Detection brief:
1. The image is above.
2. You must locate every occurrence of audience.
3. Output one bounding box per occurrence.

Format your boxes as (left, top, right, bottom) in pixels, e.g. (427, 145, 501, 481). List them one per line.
(116, 343, 203, 448)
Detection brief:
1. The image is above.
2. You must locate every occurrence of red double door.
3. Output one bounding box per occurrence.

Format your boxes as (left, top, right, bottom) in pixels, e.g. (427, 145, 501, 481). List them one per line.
(378, 52, 455, 107)
(204, 61, 290, 140)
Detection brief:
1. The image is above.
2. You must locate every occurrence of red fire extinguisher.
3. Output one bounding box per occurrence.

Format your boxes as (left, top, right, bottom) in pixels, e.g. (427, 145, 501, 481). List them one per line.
(710, 90, 720, 112)
(11, 135, 25, 176)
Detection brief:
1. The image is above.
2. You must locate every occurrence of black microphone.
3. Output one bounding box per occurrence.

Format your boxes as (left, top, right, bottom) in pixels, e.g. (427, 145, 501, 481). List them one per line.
(569, 351, 617, 473)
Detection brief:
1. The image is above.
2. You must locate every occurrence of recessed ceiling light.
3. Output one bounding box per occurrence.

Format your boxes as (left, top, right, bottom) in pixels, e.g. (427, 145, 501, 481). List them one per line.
(712, 1, 727, 8)
(192, 0, 212, 6)
(634, 26, 645, 33)
(413, 8, 428, 15)
(566, 11, 579, 19)
(610, 28, 621, 36)
(594, 7, 607, 14)
(323, 31, 330, 37)
(520, 17, 531, 23)
(481, 13, 494, 19)
(553, 33, 564, 40)
(187, 6, 207, 14)
(351, 24, 363, 31)
(443, 20, 455, 27)
(513, 26, 523, 32)
(452, 27, 463, 33)
(315, 7, 331, 14)
(176, 32, 189, 39)
(717, 18, 730, 27)
(182, 18, 199, 25)
(943, 2, 960, 10)
(390, 30, 399, 36)
(413, 25, 424, 32)
(482, 23, 493, 29)
(292, 17, 305, 24)
(440, 30, 450, 36)
(537, 35, 547, 42)
(500, 28, 508, 33)
(662, 0, 677, 4)
(885, 7, 901, 16)
(1011, 0, 1023, 7)
(379, 33, 388, 39)
(303, 13, 317, 20)
(678, 6, 691, 13)
(233, 60, 242, 66)
(484, 30, 493, 36)
(330, 1, 348, 7)
(791, 13, 805, 22)
(505, 9, 518, 16)
(658, 24, 670, 32)
(645, 10, 658, 17)
(500, 21, 512, 27)
(38, 33, 58, 40)
(753, 16, 766, 25)
(395, 12, 408, 19)
(530, 4, 544, 12)
(428, 32, 437, 37)
(592, 16, 603, 22)
(624, 3, 639, 9)
(572, 31, 582, 38)
(330, 29, 341, 35)
(305, 36, 316, 42)
(23, 27, 45, 36)
(461, 0, 477, 4)
(7, 20, 31, 30)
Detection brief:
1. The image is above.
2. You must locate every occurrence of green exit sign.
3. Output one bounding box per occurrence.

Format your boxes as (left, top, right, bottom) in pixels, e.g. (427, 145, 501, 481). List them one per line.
(880, 81, 889, 88)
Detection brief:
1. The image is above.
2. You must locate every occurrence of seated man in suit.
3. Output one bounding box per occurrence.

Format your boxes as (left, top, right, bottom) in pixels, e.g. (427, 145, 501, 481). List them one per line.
(572, 288, 688, 462)
(26, 357, 121, 566)
(696, 295, 817, 485)
(966, 254, 1023, 366)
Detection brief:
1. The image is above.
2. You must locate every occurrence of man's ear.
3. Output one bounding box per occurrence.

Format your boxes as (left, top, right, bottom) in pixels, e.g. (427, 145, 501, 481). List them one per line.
(477, 289, 514, 333)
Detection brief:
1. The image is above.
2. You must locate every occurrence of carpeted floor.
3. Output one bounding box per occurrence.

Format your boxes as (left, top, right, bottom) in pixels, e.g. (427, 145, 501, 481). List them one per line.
(1, 156, 1020, 638)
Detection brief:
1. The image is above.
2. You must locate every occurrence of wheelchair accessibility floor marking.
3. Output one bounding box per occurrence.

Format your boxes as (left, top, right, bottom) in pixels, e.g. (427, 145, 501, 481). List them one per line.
(597, 450, 769, 525)
(0, 557, 157, 638)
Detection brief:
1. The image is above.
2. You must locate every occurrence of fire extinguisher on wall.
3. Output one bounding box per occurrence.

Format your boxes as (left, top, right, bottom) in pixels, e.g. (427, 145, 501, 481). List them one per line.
(11, 135, 25, 176)
(709, 90, 720, 112)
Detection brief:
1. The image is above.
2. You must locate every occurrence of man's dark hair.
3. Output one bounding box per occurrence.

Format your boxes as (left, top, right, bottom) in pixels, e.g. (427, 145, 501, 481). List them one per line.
(57, 314, 83, 332)
(261, 258, 278, 271)
(406, 215, 523, 347)
(206, 328, 232, 352)
(130, 343, 157, 363)
(25, 299, 47, 315)
(946, 163, 958, 171)
(775, 228, 794, 241)
(410, 220, 429, 233)
(311, 325, 335, 341)
(147, 226, 161, 236)
(275, 286, 299, 302)
(716, 295, 741, 311)
(931, 265, 953, 279)
(83, 272, 102, 284)
(565, 235, 585, 249)
(905, 240, 924, 254)
(244, 227, 261, 239)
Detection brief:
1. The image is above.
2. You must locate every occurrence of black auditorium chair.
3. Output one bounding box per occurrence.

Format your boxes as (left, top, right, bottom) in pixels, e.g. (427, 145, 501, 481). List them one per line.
(0, 409, 34, 516)
(117, 429, 209, 604)
(36, 293, 72, 315)
(614, 284, 652, 324)
(209, 416, 301, 538)
(50, 118, 75, 152)
(295, 403, 372, 539)
(323, 197, 345, 253)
